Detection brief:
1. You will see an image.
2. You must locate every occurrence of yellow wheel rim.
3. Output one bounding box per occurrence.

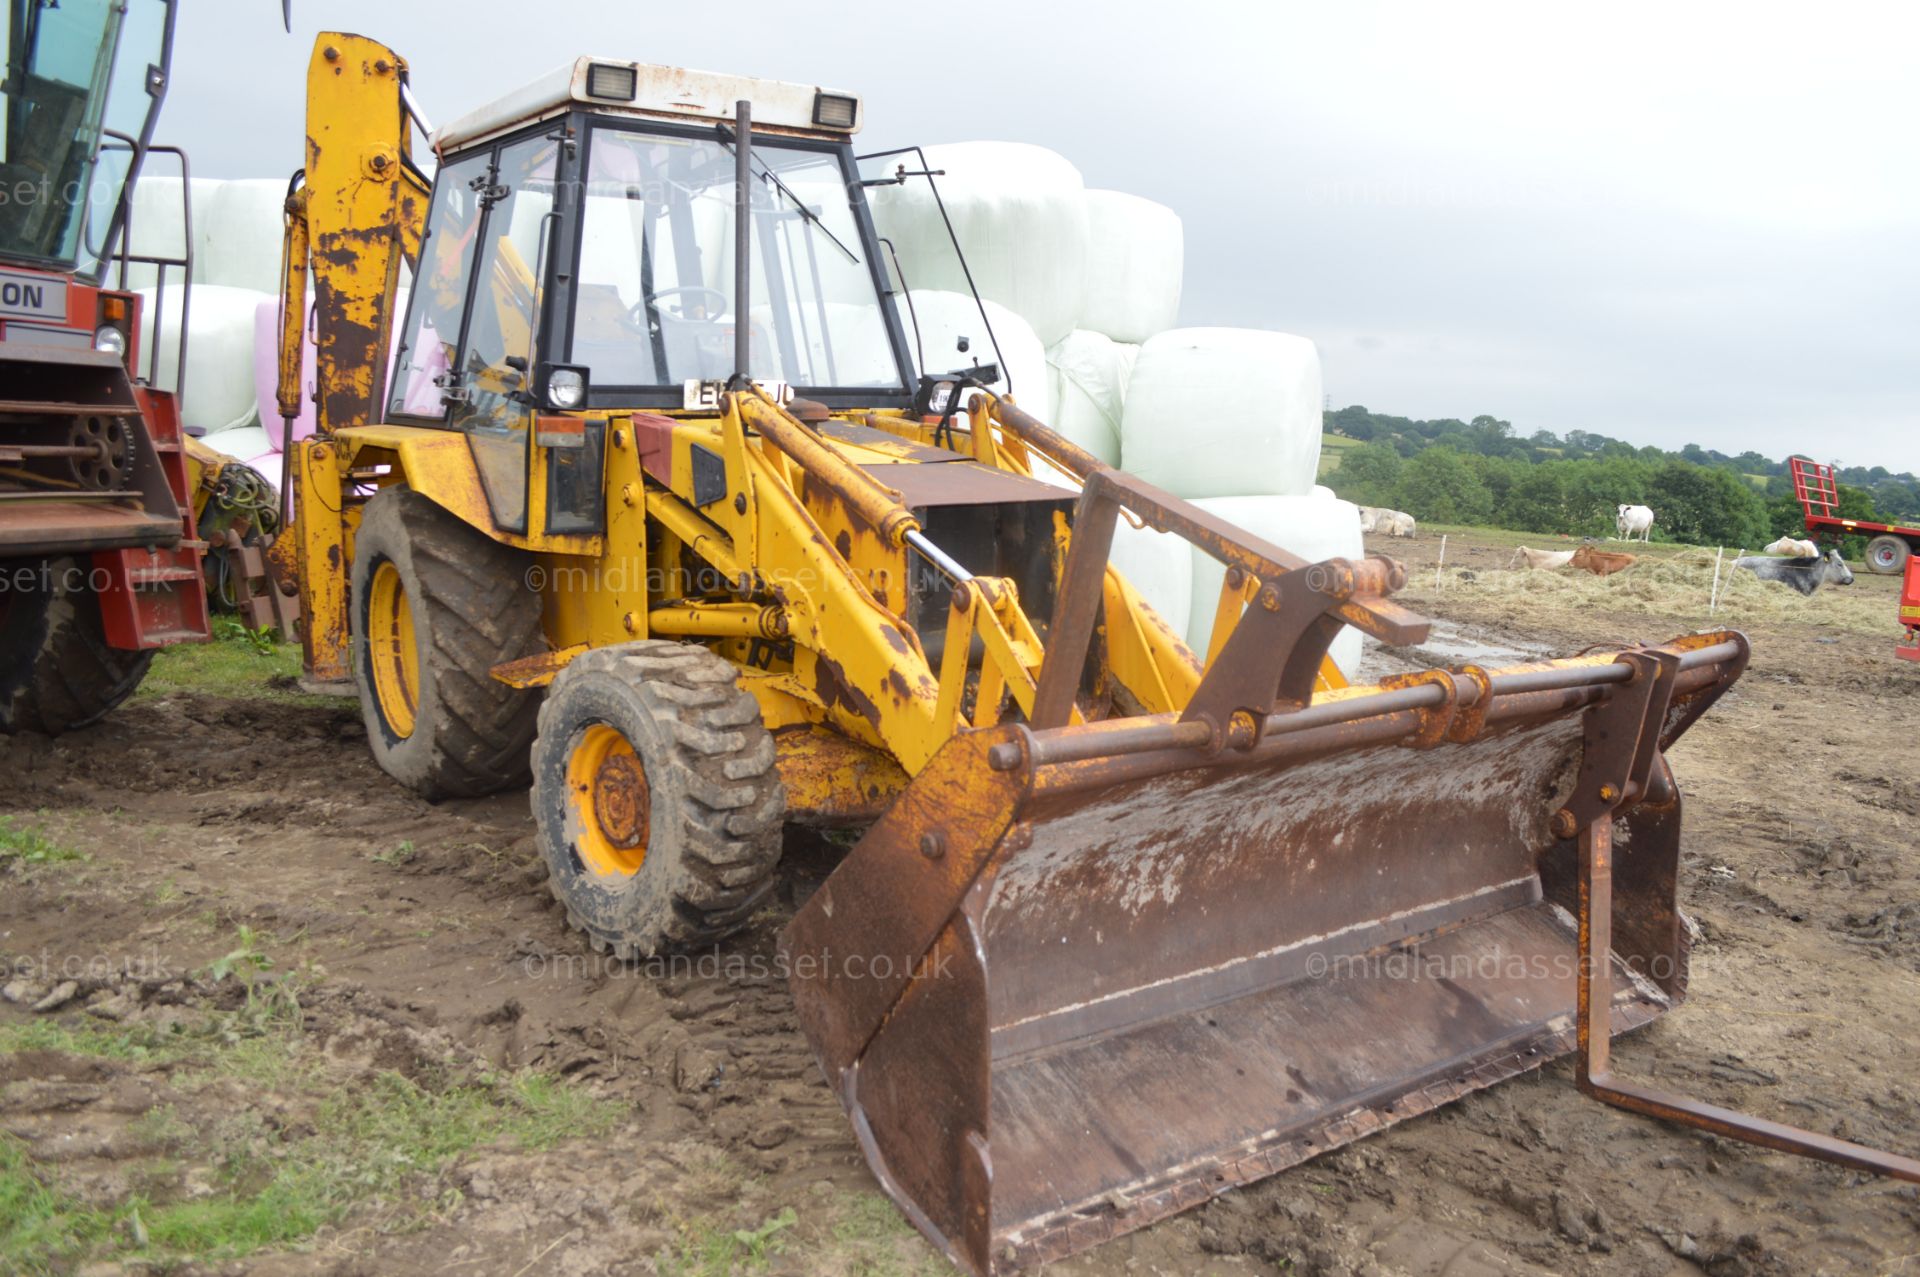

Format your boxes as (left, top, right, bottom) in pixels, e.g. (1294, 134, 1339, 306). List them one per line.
(367, 560, 420, 739)
(566, 723, 650, 878)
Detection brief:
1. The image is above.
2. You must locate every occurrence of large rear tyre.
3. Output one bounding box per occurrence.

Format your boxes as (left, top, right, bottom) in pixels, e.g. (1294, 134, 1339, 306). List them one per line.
(531, 642, 785, 958)
(1865, 535, 1910, 576)
(349, 488, 543, 799)
(0, 557, 152, 736)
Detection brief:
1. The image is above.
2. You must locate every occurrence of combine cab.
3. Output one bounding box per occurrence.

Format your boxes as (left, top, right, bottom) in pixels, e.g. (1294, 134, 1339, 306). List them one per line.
(0, 0, 211, 732)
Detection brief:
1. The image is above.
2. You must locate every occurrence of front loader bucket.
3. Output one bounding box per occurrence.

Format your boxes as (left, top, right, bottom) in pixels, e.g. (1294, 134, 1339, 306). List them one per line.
(782, 634, 1749, 1274)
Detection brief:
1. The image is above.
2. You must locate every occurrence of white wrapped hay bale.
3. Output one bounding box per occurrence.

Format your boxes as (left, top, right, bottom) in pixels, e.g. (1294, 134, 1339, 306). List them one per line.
(1120, 328, 1323, 500)
(870, 143, 1088, 347)
(201, 180, 287, 295)
(905, 290, 1052, 422)
(1080, 190, 1182, 344)
(199, 424, 279, 473)
(1107, 517, 1193, 641)
(135, 284, 270, 435)
(1184, 494, 1366, 681)
(1045, 330, 1137, 466)
(119, 175, 220, 292)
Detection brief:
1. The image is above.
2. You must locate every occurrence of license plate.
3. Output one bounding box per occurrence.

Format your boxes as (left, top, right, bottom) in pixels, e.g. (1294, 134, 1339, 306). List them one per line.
(0, 269, 67, 322)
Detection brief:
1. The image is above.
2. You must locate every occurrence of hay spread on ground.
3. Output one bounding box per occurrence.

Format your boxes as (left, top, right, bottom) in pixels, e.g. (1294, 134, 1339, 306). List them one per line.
(1403, 549, 1887, 636)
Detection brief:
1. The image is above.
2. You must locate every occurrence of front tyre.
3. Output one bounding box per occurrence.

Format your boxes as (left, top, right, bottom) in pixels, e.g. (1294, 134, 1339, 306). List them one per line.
(349, 488, 543, 798)
(531, 642, 785, 959)
(0, 557, 152, 735)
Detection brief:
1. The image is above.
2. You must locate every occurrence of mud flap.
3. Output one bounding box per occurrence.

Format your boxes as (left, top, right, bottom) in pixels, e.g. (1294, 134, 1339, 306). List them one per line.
(782, 638, 1747, 1275)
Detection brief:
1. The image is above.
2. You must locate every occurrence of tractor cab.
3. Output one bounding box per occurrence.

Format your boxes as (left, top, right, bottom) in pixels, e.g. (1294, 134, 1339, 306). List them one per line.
(388, 62, 925, 498)
(381, 56, 1048, 591)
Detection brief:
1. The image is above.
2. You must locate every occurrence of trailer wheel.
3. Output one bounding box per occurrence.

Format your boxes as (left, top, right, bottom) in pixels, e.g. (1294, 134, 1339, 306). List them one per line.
(349, 488, 544, 798)
(530, 642, 785, 959)
(1865, 536, 1910, 576)
(0, 557, 152, 736)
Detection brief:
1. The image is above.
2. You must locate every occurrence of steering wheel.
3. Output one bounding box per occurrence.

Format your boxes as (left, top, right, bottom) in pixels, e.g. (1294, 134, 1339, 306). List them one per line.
(633, 286, 729, 324)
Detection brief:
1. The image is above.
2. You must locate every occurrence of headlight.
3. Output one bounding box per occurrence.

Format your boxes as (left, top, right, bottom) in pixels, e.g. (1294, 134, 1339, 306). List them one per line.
(926, 380, 956, 416)
(546, 368, 586, 410)
(811, 92, 859, 130)
(92, 325, 127, 357)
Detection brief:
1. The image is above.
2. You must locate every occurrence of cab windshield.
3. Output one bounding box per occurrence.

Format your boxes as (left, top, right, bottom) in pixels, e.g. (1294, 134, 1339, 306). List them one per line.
(1, 0, 169, 274)
(570, 123, 907, 394)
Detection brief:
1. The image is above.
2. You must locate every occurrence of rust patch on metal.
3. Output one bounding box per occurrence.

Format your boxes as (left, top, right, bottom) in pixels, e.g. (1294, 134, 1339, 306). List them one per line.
(490, 644, 587, 689)
(812, 651, 883, 731)
(775, 726, 911, 826)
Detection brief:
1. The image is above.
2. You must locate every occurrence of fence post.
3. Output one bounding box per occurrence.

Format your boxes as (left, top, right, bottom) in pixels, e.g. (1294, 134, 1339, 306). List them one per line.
(1435, 535, 1448, 591)
(1709, 547, 1726, 613)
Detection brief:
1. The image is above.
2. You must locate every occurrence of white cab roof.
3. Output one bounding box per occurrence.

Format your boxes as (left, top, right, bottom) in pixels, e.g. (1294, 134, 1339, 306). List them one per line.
(434, 58, 862, 151)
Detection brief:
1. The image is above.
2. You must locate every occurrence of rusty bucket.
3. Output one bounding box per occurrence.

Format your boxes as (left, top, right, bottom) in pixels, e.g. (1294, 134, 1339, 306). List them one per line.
(782, 634, 1751, 1274)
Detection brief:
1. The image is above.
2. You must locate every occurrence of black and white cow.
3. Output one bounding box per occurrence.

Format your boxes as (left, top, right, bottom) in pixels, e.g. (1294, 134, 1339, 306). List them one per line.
(1732, 547, 1855, 596)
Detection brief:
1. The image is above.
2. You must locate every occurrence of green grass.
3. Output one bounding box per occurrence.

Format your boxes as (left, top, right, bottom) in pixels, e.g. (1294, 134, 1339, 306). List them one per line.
(0, 938, 624, 1270)
(369, 840, 417, 867)
(1317, 432, 1363, 478)
(664, 1208, 798, 1277)
(0, 1019, 175, 1063)
(0, 1068, 623, 1272)
(138, 621, 330, 706)
(0, 816, 82, 865)
(820, 1191, 946, 1277)
(1413, 522, 1741, 558)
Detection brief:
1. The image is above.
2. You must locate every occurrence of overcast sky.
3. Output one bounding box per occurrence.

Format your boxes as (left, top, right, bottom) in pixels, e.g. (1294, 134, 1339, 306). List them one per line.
(168, 0, 1918, 472)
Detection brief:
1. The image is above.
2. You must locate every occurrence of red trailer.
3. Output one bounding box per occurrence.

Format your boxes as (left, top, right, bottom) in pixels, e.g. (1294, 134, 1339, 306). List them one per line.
(1901, 558, 1920, 662)
(1791, 456, 1920, 575)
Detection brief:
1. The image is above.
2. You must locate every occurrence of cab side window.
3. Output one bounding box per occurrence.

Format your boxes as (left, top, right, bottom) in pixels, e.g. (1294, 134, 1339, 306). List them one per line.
(449, 136, 560, 533)
(389, 152, 490, 419)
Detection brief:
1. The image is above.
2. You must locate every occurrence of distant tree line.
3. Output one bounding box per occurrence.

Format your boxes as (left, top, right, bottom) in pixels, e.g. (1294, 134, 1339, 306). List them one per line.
(1325, 405, 1910, 551)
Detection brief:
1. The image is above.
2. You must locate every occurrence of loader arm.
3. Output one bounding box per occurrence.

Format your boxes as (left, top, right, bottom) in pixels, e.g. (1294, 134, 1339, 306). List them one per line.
(658, 387, 1401, 776)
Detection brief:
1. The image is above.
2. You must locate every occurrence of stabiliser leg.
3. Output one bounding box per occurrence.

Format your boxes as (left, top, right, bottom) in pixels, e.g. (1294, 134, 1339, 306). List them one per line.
(1567, 649, 1920, 1183)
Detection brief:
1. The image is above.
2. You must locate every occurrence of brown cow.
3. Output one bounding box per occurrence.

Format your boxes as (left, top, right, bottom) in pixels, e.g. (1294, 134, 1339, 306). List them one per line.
(1570, 544, 1637, 577)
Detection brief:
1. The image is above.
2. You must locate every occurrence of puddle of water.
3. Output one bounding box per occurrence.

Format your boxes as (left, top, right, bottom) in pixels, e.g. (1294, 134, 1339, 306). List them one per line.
(1354, 622, 1552, 682)
(1414, 622, 1549, 667)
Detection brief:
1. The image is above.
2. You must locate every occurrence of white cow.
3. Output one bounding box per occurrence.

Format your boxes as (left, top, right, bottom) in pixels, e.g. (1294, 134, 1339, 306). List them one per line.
(1386, 511, 1417, 539)
(1616, 504, 1654, 542)
(1764, 536, 1819, 558)
(1509, 546, 1576, 570)
(1357, 506, 1387, 534)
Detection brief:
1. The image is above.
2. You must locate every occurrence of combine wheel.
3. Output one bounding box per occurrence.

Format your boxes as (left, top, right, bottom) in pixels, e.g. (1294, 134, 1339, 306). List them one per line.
(0, 557, 152, 735)
(530, 642, 786, 958)
(1865, 535, 1910, 575)
(349, 488, 543, 798)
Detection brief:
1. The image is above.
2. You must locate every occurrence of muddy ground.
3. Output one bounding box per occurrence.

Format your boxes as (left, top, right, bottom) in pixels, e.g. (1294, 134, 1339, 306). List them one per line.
(3, 527, 1917, 1276)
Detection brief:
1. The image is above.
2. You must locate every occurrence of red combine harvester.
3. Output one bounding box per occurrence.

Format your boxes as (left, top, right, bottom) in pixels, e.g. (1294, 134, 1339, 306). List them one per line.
(0, 0, 213, 734)
(1791, 456, 1920, 576)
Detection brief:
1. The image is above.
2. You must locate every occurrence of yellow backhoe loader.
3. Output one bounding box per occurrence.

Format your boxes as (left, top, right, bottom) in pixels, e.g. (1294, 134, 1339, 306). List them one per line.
(278, 33, 1918, 1274)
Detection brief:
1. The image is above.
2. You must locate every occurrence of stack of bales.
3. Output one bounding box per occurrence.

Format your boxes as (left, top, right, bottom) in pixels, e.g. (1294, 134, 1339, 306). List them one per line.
(872, 143, 1363, 678)
(121, 176, 406, 483)
(122, 177, 286, 470)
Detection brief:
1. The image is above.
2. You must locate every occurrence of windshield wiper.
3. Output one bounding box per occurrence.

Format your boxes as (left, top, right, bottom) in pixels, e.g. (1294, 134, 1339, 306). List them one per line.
(715, 124, 859, 265)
